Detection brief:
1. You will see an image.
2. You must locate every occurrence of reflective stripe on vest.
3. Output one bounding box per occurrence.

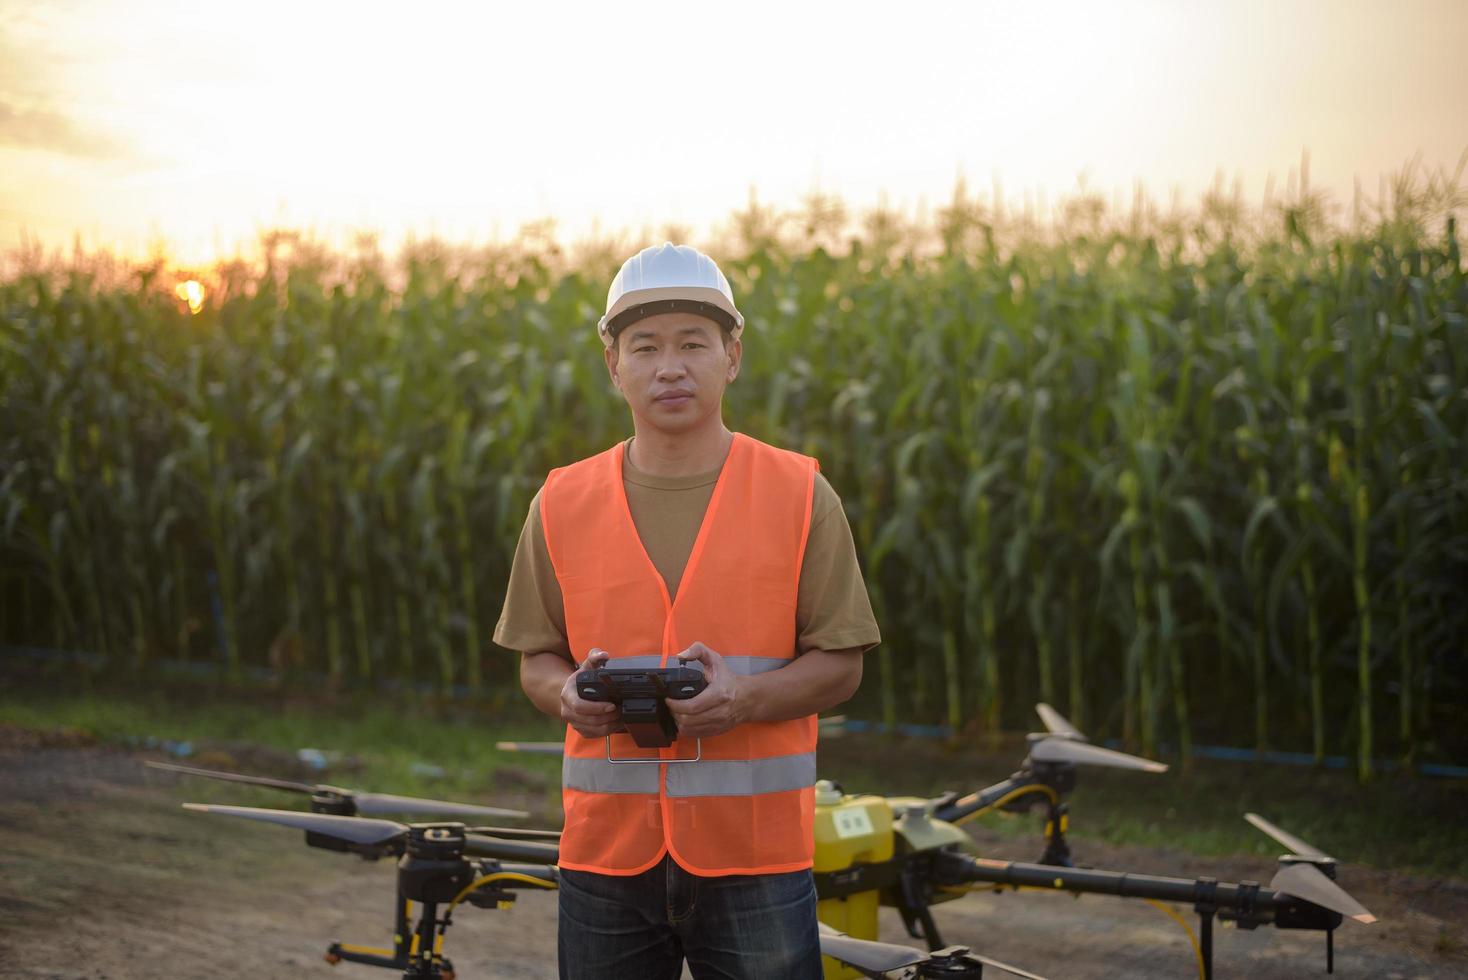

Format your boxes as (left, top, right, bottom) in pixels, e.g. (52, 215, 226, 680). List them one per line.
(563, 751, 817, 797)
(666, 753, 816, 797)
(562, 755, 659, 794)
(542, 433, 819, 876)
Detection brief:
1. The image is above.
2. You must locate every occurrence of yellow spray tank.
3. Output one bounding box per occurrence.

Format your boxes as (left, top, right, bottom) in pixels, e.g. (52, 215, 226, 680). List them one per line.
(812, 779, 894, 979)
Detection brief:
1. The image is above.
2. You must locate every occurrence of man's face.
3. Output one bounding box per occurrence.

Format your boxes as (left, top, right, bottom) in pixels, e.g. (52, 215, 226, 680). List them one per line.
(604, 312, 742, 436)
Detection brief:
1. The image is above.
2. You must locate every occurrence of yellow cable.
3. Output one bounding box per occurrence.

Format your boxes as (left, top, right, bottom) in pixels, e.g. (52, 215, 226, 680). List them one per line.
(1144, 899, 1206, 980)
(447, 871, 558, 914)
(950, 783, 1059, 826)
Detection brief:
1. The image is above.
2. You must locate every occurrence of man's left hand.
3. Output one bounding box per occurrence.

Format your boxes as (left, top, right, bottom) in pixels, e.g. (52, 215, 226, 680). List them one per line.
(667, 642, 746, 738)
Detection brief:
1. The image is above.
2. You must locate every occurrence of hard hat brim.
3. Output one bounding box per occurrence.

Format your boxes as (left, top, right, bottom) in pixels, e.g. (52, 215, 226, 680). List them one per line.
(598, 286, 744, 347)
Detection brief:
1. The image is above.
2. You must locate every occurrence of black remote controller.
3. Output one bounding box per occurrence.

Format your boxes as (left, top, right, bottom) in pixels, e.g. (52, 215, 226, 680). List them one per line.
(575, 661, 708, 748)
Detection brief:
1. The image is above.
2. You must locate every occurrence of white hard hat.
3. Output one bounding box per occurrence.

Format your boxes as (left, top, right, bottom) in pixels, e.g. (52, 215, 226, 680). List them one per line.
(598, 242, 744, 348)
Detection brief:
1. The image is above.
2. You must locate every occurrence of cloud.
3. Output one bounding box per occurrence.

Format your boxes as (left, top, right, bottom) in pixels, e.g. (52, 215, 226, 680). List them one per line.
(0, 11, 131, 160)
(0, 99, 127, 158)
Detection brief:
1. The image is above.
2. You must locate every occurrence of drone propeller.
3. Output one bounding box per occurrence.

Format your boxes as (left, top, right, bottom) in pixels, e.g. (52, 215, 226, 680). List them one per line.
(818, 924, 925, 975)
(1026, 704, 1167, 772)
(147, 761, 318, 793)
(1270, 863, 1377, 924)
(955, 953, 1050, 980)
(1028, 734, 1169, 773)
(1034, 702, 1085, 741)
(182, 803, 408, 846)
(818, 923, 1049, 979)
(1244, 813, 1376, 924)
(1244, 812, 1329, 860)
(1027, 704, 1162, 774)
(345, 790, 527, 820)
(147, 760, 529, 819)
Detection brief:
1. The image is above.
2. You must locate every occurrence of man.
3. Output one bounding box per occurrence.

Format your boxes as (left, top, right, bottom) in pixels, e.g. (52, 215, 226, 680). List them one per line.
(494, 242, 880, 979)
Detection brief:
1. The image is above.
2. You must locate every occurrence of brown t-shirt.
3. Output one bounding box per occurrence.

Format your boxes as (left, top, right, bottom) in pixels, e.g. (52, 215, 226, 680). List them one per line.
(493, 438, 881, 660)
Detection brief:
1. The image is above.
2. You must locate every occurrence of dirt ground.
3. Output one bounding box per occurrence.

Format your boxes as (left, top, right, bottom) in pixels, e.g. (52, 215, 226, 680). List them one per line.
(0, 735, 1463, 979)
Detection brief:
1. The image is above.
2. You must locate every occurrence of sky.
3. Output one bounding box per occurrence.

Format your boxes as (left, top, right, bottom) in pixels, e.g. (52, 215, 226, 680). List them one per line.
(2, 0, 1465, 263)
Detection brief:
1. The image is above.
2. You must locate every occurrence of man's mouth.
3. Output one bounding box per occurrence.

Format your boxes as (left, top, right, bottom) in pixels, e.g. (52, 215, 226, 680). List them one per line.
(654, 390, 694, 404)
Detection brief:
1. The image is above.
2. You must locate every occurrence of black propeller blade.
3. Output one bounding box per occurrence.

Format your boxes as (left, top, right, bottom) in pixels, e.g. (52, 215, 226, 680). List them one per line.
(349, 791, 527, 820)
(961, 952, 1051, 980)
(147, 760, 316, 793)
(182, 803, 408, 846)
(148, 760, 529, 819)
(817, 924, 1050, 979)
(817, 924, 925, 975)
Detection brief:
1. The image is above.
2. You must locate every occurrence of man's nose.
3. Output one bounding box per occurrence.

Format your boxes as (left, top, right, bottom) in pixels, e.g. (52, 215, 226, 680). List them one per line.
(654, 353, 687, 379)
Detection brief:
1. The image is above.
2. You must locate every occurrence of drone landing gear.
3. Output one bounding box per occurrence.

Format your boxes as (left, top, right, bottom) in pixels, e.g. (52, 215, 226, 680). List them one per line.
(896, 855, 947, 950)
(324, 888, 412, 970)
(324, 824, 504, 979)
(401, 899, 453, 980)
(1192, 878, 1219, 980)
(326, 891, 460, 979)
(1037, 802, 1073, 868)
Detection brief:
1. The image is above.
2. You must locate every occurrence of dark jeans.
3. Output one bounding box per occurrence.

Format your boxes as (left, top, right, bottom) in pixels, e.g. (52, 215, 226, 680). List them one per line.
(557, 855, 823, 980)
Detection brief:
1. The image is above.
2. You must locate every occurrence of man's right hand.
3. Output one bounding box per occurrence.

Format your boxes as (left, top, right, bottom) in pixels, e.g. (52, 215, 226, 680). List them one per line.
(560, 648, 622, 738)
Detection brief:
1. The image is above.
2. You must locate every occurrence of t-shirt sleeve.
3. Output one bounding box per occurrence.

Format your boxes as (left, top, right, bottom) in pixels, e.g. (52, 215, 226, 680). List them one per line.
(795, 472, 882, 654)
(492, 488, 573, 660)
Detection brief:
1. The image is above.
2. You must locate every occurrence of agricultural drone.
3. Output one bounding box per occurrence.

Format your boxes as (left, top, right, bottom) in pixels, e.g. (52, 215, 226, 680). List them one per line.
(151, 702, 1376, 979)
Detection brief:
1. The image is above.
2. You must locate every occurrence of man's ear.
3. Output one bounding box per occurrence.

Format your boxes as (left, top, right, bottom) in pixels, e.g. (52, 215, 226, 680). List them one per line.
(605, 342, 620, 388)
(725, 337, 742, 384)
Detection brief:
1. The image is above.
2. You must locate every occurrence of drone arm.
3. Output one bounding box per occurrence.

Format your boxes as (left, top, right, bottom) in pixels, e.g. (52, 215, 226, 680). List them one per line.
(935, 852, 1281, 980)
(933, 849, 1275, 913)
(463, 833, 560, 864)
(933, 776, 1057, 825)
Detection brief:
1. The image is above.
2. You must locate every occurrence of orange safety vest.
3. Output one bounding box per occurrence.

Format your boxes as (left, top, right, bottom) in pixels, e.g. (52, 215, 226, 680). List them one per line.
(540, 432, 819, 876)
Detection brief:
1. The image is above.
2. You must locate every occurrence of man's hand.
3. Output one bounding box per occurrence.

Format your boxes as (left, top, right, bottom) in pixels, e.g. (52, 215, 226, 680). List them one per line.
(559, 648, 622, 739)
(666, 642, 747, 738)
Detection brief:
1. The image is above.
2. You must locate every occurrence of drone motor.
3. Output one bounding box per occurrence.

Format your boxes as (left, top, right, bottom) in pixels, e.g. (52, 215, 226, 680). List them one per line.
(400, 825, 474, 904)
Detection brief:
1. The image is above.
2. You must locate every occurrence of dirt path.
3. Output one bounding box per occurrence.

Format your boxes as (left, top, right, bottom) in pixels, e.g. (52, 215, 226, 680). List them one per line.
(1, 740, 1462, 979)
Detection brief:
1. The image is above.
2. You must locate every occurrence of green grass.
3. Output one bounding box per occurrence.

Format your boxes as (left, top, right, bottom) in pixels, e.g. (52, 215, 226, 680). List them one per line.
(5, 678, 1463, 879)
(0, 676, 566, 809)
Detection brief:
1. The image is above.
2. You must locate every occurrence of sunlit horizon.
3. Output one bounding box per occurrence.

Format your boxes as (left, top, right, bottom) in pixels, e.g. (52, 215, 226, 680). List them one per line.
(3, 0, 1465, 264)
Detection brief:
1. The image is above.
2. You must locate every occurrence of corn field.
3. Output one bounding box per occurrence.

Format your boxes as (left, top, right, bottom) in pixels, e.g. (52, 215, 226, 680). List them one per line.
(2, 177, 1465, 779)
